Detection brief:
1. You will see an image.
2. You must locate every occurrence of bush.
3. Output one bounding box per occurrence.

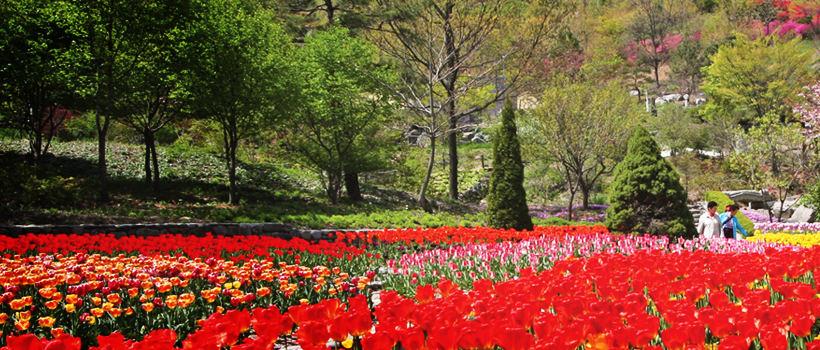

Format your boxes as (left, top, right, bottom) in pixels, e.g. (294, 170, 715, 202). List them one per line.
(486, 100, 533, 231)
(532, 217, 599, 227)
(704, 191, 754, 233)
(0, 152, 85, 209)
(605, 126, 697, 238)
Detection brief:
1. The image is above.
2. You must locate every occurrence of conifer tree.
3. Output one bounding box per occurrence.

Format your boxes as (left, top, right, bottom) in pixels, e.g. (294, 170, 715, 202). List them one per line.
(605, 126, 696, 238)
(487, 100, 533, 231)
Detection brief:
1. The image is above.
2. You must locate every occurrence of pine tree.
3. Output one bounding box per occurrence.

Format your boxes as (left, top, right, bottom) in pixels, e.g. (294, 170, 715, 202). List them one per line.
(487, 99, 533, 231)
(605, 126, 696, 238)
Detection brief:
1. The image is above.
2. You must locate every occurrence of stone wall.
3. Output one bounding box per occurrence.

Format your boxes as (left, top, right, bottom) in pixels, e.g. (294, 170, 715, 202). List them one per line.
(0, 223, 371, 242)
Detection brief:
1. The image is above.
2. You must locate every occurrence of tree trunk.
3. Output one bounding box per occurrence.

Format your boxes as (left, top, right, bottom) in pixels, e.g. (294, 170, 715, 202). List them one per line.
(418, 134, 436, 213)
(328, 171, 342, 205)
(345, 172, 363, 201)
(653, 60, 661, 88)
(150, 132, 160, 192)
(444, 4, 459, 202)
(144, 132, 153, 184)
(567, 189, 575, 221)
(448, 120, 458, 201)
(97, 126, 109, 202)
(226, 131, 239, 205)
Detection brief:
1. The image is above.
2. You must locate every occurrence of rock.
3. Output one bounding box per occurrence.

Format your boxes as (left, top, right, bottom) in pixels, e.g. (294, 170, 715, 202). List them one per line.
(791, 206, 815, 223)
(135, 227, 160, 236)
(212, 225, 228, 236)
(771, 200, 798, 218)
(22, 226, 41, 234)
(263, 223, 290, 232)
(311, 230, 323, 240)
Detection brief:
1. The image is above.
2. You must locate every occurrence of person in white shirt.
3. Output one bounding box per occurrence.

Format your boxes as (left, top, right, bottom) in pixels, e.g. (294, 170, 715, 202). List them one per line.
(696, 201, 721, 238)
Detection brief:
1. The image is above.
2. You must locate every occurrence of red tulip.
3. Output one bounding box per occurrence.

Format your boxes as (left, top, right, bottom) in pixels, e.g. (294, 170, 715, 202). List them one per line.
(791, 314, 816, 338)
(661, 325, 689, 350)
(7, 334, 42, 350)
(807, 339, 820, 350)
(719, 335, 751, 350)
(709, 290, 732, 311)
(533, 312, 561, 340)
(400, 326, 426, 350)
(735, 318, 759, 339)
(759, 324, 788, 350)
(416, 285, 435, 304)
(427, 325, 464, 350)
(346, 310, 373, 337)
(459, 321, 495, 350)
(328, 316, 348, 342)
(362, 330, 394, 350)
(438, 279, 458, 298)
(93, 333, 128, 350)
(473, 279, 494, 294)
(296, 321, 330, 347)
(511, 303, 537, 330)
(494, 327, 534, 350)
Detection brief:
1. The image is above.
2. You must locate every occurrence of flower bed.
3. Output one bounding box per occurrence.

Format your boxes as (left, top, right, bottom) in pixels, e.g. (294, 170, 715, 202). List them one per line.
(755, 222, 820, 234)
(528, 204, 609, 222)
(748, 231, 820, 248)
(740, 209, 779, 224)
(0, 226, 817, 349)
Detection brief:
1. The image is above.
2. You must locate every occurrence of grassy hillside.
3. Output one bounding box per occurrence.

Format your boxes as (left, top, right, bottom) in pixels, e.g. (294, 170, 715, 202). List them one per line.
(0, 139, 496, 228)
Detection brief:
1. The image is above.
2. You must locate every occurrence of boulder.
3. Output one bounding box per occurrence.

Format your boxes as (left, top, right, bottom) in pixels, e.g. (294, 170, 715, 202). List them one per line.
(771, 200, 799, 219)
(791, 206, 815, 223)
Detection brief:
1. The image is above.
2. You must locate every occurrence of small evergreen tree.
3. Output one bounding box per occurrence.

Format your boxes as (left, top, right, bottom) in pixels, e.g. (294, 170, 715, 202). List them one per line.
(487, 99, 533, 231)
(605, 126, 696, 238)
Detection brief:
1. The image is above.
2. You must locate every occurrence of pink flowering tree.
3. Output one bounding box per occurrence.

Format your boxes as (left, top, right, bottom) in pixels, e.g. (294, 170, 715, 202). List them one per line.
(625, 0, 691, 89)
(795, 83, 820, 139)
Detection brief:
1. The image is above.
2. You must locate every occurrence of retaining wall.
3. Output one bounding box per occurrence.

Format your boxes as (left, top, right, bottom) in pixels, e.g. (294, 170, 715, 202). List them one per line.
(0, 223, 370, 242)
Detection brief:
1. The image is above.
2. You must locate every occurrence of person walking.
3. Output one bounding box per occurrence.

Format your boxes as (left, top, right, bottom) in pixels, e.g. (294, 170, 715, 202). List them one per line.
(697, 201, 721, 238)
(719, 204, 748, 239)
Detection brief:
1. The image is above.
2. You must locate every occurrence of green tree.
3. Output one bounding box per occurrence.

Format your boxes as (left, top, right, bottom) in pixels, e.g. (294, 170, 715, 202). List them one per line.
(68, 0, 186, 201)
(368, 0, 572, 204)
(701, 33, 817, 125)
(726, 113, 817, 221)
(113, 1, 193, 192)
(523, 77, 642, 219)
(669, 34, 709, 99)
(0, 0, 80, 160)
(286, 26, 395, 204)
(268, 0, 373, 39)
(605, 126, 696, 238)
(185, 0, 296, 204)
(487, 100, 533, 231)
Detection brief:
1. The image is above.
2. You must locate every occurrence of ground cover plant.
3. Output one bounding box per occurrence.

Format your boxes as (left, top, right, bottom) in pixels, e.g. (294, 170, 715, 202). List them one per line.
(0, 226, 819, 349)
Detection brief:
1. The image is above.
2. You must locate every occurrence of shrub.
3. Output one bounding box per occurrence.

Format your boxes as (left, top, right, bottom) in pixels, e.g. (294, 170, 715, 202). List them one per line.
(704, 191, 754, 233)
(486, 100, 533, 231)
(605, 126, 697, 238)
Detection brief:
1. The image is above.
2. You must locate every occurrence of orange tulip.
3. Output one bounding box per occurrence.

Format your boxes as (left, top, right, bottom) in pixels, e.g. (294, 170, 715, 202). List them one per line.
(38, 317, 56, 328)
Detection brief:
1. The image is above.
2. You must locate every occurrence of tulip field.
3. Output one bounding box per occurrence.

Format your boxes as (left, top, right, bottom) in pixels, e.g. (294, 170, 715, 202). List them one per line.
(3, 226, 820, 349)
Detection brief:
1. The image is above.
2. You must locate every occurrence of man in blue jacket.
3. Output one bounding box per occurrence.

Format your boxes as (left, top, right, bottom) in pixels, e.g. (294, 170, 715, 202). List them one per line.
(719, 204, 748, 239)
